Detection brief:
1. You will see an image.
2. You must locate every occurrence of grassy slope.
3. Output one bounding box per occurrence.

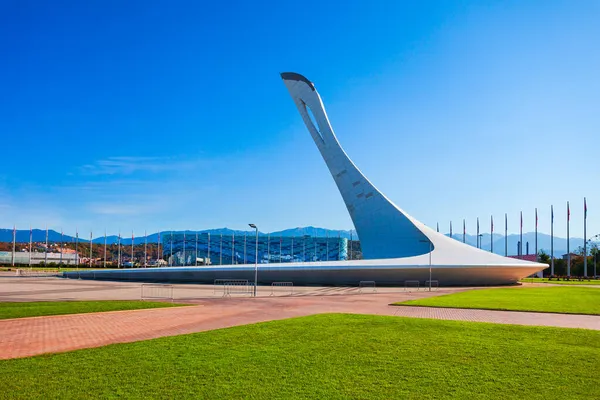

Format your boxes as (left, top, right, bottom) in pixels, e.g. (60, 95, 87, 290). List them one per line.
(397, 287, 600, 315)
(2, 314, 599, 399)
(520, 278, 600, 285)
(0, 301, 185, 320)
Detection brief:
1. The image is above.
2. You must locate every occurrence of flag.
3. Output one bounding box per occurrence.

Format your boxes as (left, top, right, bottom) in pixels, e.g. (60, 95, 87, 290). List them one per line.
(535, 208, 538, 228)
(567, 201, 570, 221)
(491, 215, 494, 233)
(450, 221, 452, 236)
(584, 197, 587, 220)
(551, 205, 554, 223)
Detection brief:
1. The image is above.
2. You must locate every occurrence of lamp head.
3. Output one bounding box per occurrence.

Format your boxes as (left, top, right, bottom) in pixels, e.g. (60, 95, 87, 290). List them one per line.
(249, 223, 257, 229)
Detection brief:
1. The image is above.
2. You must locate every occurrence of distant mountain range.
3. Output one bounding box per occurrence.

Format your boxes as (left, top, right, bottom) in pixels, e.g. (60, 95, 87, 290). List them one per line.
(0, 227, 594, 258)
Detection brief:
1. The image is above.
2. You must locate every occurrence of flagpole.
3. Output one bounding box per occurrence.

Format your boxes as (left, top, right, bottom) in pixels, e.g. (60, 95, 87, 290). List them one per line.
(535, 208, 538, 261)
(182, 231, 186, 266)
(219, 233, 222, 265)
(504, 213, 508, 257)
(60, 229, 63, 265)
(11, 225, 16, 267)
(476, 217, 479, 248)
(450, 221, 452, 239)
(45, 225, 48, 265)
(104, 230, 107, 268)
(490, 215, 493, 253)
(131, 231, 134, 268)
(551, 205, 554, 276)
(436, 222, 439, 233)
(29, 226, 32, 269)
(89, 231, 93, 267)
(463, 219, 466, 243)
(267, 233, 270, 264)
(118, 230, 121, 268)
(244, 233, 247, 264)
(567, 201, 571, 277)
(584, 198, 587, 277)
(519, 211, 523, 259)
(280, 235, 283, 263)
(75, 228, 79, 270)
(144, 230, 147, 268)
(195, 231, 198, 266)
(170, 231, 173, 267)
(232, 233, 235, 264)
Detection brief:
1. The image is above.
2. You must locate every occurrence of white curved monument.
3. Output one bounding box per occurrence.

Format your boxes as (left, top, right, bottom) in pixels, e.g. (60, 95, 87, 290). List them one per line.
(279, 72, 546, 284)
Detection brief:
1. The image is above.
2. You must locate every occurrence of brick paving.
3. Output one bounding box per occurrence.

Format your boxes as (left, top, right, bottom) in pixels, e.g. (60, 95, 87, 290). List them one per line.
(1, 277, 599, 360)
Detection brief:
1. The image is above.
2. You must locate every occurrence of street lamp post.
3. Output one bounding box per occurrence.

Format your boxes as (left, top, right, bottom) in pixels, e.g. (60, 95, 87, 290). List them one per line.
(249, 224, 259, 296)
(419, 239, 433, 291)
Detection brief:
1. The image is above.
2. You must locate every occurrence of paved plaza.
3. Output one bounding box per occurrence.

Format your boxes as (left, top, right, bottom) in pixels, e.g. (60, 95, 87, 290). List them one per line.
(1, 275, 599, 360)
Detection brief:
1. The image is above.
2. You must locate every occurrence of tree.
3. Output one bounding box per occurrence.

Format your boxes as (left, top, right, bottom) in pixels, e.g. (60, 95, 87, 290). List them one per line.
(538, 250, 550, 264)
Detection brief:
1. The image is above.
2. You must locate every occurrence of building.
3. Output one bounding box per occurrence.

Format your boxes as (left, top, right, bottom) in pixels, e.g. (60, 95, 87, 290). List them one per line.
(162, 233, 348, 266)
(0, 251, 78, 265)
(68, 73, 546, 285)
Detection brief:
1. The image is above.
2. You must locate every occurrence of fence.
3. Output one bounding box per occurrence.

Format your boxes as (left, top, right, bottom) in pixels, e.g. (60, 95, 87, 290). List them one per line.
(404, 280, 420, 291)
(15, 269, 60, 278)
(141, 284, 174, 301)
(270, 281, 294, 296)
(358, 280, 377, 293)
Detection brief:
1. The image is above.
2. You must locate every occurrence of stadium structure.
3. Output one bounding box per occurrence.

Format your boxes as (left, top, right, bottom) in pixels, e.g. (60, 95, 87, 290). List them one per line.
(66, 73, 546, 285)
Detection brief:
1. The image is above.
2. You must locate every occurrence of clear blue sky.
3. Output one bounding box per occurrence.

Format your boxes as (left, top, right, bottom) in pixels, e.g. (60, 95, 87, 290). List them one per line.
(1, 0, 598, 238)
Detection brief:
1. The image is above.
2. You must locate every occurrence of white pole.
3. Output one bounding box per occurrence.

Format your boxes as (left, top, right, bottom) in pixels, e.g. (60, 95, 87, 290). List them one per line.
(195, 232, 198, 266)
(75, 228, 79, 269)
(250, 225, 258, 297)
(244, 233, 247, 264)
(89, 231, 93, 267)
(207, 233, 211, 265)
(183, 231, 186, 267)
(29, 226, 32, 269)
(267, 233, 270, 264)
(11, 225, 16, 267)
(232, 233, 235, 264)
(584, 198, 587, 277)
(45, 225, 48, 265)
(219, 234, 222, 265)
(104, 230, 107, 268)
(131, 231, 134, 268)
(59, 229, 63, 265)
(118, 231, 121, 268)
(144, 230, 147, 268)
(551, 206, 554, 275)
(567, 201, 571, 276)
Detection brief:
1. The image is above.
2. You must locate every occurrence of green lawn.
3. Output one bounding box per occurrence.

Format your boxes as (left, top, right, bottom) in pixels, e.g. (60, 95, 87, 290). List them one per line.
(0, 301, 186, 320)
(520, 278, 600, 285)
(396, 287, 600, 315)
(2, 314, 599, 399)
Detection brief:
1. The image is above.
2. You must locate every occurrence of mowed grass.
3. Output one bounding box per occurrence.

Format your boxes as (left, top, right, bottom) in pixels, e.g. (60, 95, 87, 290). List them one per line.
(0, 301, 186, 320)
(521, 278, 600, 285)
(2, 314, 599, 399)
(396, 287, 600, 315)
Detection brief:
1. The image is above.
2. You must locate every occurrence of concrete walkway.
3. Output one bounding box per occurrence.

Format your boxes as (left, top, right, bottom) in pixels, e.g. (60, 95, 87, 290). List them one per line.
(2, 291, 599, 360)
